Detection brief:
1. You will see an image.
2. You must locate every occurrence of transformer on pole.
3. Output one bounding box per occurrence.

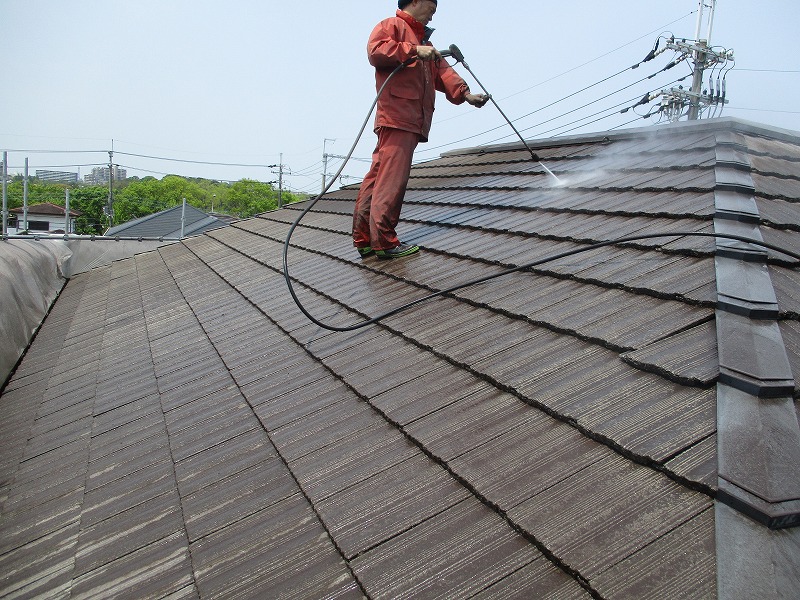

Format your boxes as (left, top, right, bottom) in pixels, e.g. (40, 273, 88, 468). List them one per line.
(658, 0, 734, 121)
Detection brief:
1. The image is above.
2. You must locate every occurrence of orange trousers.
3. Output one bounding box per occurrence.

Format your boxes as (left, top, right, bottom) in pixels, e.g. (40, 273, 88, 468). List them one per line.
(352, 127, 419, 251)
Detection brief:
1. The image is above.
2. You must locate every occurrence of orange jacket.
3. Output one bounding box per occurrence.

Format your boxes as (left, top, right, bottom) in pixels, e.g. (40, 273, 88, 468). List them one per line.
(368, 10, 469, 142)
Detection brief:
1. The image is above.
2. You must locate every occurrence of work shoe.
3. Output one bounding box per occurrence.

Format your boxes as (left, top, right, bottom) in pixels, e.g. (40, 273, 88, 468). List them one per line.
(357, 246, 375, 258)
(375, 243, 419, 260)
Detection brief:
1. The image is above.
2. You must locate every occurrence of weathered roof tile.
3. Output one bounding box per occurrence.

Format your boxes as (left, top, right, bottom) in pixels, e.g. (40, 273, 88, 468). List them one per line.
(2, 118, 800, 597)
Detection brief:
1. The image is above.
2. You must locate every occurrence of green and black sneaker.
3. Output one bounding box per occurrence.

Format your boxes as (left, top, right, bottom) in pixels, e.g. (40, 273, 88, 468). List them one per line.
(357, 246, 375, 258)
(376, 243, 419, 260)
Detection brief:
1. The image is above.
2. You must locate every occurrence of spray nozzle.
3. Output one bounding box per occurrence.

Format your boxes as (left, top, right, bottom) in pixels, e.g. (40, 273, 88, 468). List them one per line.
(439, 44, 465, 63)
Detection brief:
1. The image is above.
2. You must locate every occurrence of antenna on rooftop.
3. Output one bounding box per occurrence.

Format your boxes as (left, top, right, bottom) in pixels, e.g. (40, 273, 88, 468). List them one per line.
(657, 0, 734, 121)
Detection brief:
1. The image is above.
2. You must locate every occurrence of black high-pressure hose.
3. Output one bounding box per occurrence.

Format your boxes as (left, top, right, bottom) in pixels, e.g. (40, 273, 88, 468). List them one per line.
(282, 49, 800, 333)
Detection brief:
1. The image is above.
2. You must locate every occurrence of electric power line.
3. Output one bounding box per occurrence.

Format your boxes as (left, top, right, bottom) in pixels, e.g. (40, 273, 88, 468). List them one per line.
(734, 68, 800, 73)
(114, 151, 275, 168)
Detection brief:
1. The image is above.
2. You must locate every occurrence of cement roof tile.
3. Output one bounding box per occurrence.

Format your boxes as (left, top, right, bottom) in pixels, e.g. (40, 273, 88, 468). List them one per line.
(81, 459, 177, 527)
(508, 454, 712, 578)
(315, 453, 471, 559)
(74, 489, 185, 577)
(270, 398, 378, 462)
(0, 487, 84, 556)
(158, 369, 236, 412)
(192, 495, 360, 598)
(289, 423, 418, 503)
(247, 378, 352, 428)
(665, 434, 718, 489)
(88, 404, 167, 460)
(371, 365, 492, 426)
(622, 319, 719, 385)
(591, 508, 716, 598)
(173, 428, 277, 498)
(86, 431, 171, 492)
(449, 412, 608, 509)
(404, 387, 533, 461)
(350, 497, 541, 599)
(0, 521, 80, 599)
(182, 458, 298, 543)
(71, 531, 195, 599)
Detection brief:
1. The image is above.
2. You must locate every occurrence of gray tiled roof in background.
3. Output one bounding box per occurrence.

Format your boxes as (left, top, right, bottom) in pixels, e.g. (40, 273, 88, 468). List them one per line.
(105, 204, 230, 239)
(1, 117, 799, 598)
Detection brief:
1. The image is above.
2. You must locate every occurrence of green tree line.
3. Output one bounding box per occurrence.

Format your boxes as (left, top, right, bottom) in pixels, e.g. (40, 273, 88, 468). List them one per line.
(3, 175, 304, 235)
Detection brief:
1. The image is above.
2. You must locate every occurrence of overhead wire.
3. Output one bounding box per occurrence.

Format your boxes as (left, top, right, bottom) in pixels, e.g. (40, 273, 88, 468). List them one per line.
(481, 65, 690, 146)
(420, 11, 697, 131)
(416, 64, 636, 156)
(416, 14, 698, 158)
(113, 151, 275, 168)
(282, 43, 799, 332)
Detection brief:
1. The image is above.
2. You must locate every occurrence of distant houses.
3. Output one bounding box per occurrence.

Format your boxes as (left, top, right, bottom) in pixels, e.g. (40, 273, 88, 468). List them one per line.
(8, 202, 81, 234)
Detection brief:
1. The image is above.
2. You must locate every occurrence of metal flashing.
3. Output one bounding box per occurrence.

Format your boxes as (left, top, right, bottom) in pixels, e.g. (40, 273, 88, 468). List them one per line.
(713, 128, 800, 537)
(715, 130, 749, 149)
(718, 479, 800, 530)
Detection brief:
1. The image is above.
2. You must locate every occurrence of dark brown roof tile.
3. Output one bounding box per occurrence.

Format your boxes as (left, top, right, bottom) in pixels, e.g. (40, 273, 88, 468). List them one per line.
(509, 454, 712, 578)
(591, 507, 716, 598)
(350, 497, 542, 598)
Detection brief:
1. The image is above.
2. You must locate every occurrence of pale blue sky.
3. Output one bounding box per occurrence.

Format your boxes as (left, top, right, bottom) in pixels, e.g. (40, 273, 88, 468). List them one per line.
(2, 0, 798, 193)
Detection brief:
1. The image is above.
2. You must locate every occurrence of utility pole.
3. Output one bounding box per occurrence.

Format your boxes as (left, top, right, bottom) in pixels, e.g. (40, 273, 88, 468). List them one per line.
(278, 153, 284, 208)
(2, 151, 7, 236)
(657, 0, 733, 121)
(23, 157, 29, 231)
(105, 146, 115, 227)
(267, 157, 289, 209)
(688, 0, 713, 120)
(65, 189, 71, 235)
(321, 138, 335, 194)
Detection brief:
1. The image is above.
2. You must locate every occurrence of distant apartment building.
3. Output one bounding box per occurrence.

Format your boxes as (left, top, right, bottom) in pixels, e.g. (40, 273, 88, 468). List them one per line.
(84, 166, 127, 185)
(35, 169, 79, 183)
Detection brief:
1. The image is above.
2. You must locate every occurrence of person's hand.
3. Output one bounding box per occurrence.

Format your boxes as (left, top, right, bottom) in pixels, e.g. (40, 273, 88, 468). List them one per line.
(465, 93, 490, 108)
(416, 45, 441, 61)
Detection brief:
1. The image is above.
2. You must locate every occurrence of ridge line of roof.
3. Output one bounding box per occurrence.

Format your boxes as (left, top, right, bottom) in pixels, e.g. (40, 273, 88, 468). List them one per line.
(441, 118, 800, 159)
(711, 133, 800, 533)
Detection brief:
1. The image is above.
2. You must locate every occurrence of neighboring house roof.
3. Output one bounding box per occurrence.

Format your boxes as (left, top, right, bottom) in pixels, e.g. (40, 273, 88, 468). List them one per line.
(1, 117, 798, 598)
(10, 202, 81, 217)
(104, 204, 230, 238)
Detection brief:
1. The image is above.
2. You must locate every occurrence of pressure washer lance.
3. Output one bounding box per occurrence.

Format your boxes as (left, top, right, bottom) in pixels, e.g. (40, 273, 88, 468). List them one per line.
(440, 44, 561, 184)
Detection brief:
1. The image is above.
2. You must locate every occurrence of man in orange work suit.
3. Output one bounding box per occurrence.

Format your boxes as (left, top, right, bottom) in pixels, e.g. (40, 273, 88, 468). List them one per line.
(352, 0, 489, 259)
